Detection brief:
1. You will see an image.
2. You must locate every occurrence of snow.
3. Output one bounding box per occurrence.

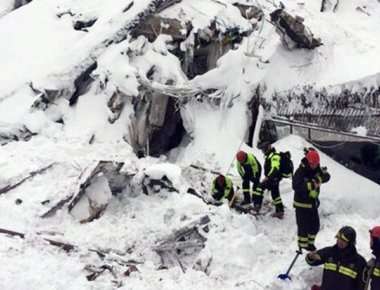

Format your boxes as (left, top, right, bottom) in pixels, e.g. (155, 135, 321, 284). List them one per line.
(192, 0, 380, 97)
(0, 0, 380, 289)
(351, 126, 368, 136)
(70, 174, 112, 221)
(1, 133, 379, 290)
(179, 100, 249, 171)
(161, 0, 227, 31)
(145, 163, 182, 183)
(0, 0, 83, 97)
(130, 35, 188, 85)
(0, 0, 14, 18)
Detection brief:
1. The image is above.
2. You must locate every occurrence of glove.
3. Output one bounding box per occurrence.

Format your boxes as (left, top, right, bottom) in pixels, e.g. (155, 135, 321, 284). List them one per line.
(309, 190, 319, 199)
(312, 178, 321, 189)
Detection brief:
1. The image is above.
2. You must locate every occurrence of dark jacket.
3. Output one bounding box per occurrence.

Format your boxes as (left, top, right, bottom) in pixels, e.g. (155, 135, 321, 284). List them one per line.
(367, 258, 380, 290)
(293, 158, 330, 209)
(306, 245, 367, 290)
(368, 241, 380, 290)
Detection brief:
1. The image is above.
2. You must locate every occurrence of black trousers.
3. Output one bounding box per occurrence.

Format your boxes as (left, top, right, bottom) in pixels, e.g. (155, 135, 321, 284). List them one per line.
(253, 178, 284, 212)
(295, 207, 320, 249)
(242, 177, 260, 204)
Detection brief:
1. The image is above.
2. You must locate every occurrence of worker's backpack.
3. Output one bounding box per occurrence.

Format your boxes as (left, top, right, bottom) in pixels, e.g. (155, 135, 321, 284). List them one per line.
(280, 151, 293, 178)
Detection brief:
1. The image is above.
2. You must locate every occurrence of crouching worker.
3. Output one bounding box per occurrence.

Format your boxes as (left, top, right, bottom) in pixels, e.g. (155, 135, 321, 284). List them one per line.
(306, 226, 367, 290)
(211, 175, 236, 206)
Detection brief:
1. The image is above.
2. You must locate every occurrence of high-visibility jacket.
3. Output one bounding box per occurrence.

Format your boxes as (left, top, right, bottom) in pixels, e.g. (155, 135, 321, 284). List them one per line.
(293, 158, 330, 209)
(306, 245, 367, 290)
(211, 176, 234, 201)
(237, 153, 262, 198)
(264, 149, 281, 178)
(236, 153, 261, 180)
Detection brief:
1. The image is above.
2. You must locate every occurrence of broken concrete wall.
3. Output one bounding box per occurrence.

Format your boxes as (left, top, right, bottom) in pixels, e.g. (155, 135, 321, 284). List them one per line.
(186, 22, 251, 78)
(149, 93, 170, 127)
(248, 85, 278, 146)
(13, 0, 32, 10)
(270, 8, 322, 50)
(128, 89, 186, 158)
(132, 3, 258, 79)
(204, 40, 233, 72)
(0, 123, 35, 145)
(131, 16, 191, 42)
(70, 174, 112, 223)
(320, 0, 339, 12)
(233, 3, 264, 21)
(149, 96, 185, 156)
(153, 216, 210, 272)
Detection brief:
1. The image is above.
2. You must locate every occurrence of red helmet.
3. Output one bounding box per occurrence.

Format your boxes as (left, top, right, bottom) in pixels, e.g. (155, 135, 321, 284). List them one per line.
(306, 149, 320, 167)
(216, 175, 225, 186)
(236, 151, 247, 163)
(370, 226, 380, 239)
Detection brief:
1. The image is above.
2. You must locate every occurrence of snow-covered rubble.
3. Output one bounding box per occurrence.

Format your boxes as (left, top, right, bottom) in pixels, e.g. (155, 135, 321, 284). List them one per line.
(1, 0, 380, 289)
(0, 135, 379, 290)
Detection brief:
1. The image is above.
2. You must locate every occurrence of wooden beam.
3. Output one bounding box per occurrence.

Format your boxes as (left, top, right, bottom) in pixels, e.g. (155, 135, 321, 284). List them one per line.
(0, 163, 56, 195)
(0, 227, 76, 252)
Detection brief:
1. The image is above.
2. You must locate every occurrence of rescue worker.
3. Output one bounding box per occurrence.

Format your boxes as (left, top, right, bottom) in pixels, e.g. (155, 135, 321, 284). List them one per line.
(258, 143, 285, 218)
(210, 174, 235, 204)
(366, 226, 380, 290)
(293, 148, 330, 251)
(306, 226, 367, 290)
(236, 150, 262, 206)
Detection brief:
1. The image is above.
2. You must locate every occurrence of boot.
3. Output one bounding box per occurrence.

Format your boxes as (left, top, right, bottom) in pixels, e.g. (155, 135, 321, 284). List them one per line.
(305, 244, 316, 251)
(271, 211, 284, 219)
(240, 192, 251, 206)
(253, 205, 261, 213)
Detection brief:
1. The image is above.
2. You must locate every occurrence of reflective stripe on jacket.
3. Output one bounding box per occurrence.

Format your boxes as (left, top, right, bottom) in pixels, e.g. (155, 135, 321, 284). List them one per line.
(265, 152, 281, 177)
(306, 245, 367, 290)
(293, 158, 330, 209)
(369, 259, 380, 290)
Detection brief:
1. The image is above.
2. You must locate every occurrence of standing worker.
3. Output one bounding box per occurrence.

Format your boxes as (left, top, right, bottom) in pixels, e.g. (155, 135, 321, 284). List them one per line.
(366, 226, 380, 290)
(293, 148, 330, 251)
(306, 226, 367, 290)
(259, 143, 287, 218)
(236, 150, 262, 206)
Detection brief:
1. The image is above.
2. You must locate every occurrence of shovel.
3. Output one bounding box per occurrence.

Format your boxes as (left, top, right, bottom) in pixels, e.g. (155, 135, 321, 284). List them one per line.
(278, 250, 302, 280)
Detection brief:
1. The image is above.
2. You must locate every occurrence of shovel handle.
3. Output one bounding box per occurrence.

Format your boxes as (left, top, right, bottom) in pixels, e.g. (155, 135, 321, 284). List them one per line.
(278, 250, 302, 280)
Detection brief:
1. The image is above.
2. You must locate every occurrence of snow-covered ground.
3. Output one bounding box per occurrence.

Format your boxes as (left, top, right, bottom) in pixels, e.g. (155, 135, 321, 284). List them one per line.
(0, 135, 379, 290)
(1, 0, 380, 289)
